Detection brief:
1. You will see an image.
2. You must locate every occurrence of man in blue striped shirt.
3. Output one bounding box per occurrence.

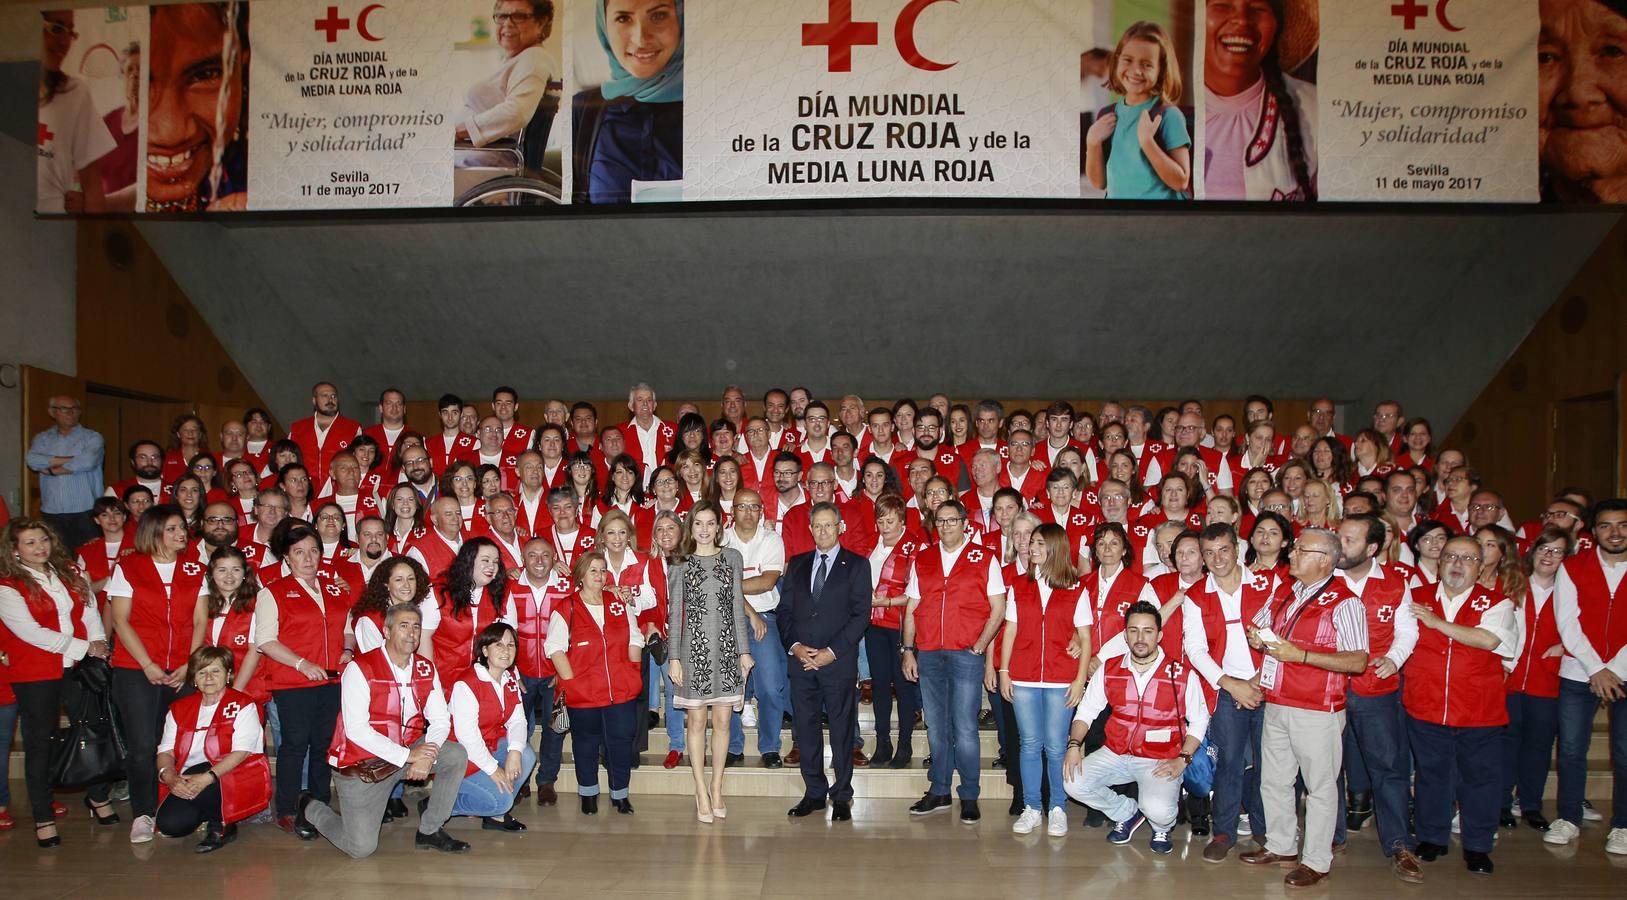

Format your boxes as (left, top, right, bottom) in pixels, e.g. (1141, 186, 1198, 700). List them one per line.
(25, 395, 104, 550)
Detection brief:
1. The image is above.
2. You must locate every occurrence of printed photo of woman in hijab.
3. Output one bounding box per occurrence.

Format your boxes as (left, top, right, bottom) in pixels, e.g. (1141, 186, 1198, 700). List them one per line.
(570, 0, 682, 204)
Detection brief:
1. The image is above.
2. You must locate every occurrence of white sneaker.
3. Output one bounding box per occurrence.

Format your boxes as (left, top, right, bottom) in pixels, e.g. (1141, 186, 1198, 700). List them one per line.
(129, 814, 156, 844)
(1047, 807, 1070, 837)
(1451, 811, 1461, 834)
(741, 702, 757, 728)
(1236, 816, 1251, 836)
(1510, 799, 1522, 816)
(1012, 807, 1042, 835)
(1544, 818, 1581, 845)
(1607, 828, 1627, 855)
(1582, 800, 1604, 822)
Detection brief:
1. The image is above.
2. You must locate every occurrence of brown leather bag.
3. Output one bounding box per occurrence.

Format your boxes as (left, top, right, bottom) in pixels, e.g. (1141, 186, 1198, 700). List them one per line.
(335, 757, 400, 784)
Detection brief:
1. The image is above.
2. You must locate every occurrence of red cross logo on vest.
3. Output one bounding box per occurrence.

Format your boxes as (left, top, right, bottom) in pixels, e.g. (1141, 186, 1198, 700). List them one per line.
(581, 535, 595, 549)
(1164, 660, 1184, 680)
(1316, 590, 1339, 606)
(1072, 513, 1088, 527)
(1133, 525, 1149, 538)
(505, 456, 518, 467)
(505, 673, 522, 695)
(1247, 572, 1267, 590)
(1377, 605, 1394, 623)
(1471, 594, 1491, 612)
(901, 542, 914, 555)
(609, 601, 626, 617)
(411, 527, 427, 540)
(998, 447, 1010, 459)
(414, 658, 433, 678)
(1117, 601, 1131, 617)
(182, 561, 204, 577)
(220, 701, 242, 719)
(234, 634, 247, 646)
(325, 582, 343, 596)
(965, 548, 984, 564)
(1085, 491, 1099, 506)
(660, 425, 674, 440)
(939, 453, 956, 466)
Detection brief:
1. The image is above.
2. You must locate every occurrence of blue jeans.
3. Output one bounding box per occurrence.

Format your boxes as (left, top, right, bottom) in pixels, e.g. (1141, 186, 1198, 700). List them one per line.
(1558, 677, 1626, 827)
(746, 611, 789, 755)
(865, 625, 919, 748)
(857, 635, 871, 682)
(519, 675, 566, 787)
(1504, 691, 1558, 815)
(1011, 685, 1070, 812)
(1338, 689, 1413, 855)
(568, 700, 637, 800)
(0, 701, 16, 807)
(451, 738, 537, 817)
(918, 649, 984, 799)
(1209, 688, 1265, 841)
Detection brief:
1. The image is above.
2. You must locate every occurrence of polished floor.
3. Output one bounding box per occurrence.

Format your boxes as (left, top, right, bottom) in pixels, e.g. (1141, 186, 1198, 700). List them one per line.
(3, 785, 1623, 899)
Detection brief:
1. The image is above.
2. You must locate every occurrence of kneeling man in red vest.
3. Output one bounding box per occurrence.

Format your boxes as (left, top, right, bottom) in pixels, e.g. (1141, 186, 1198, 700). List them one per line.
(298, 601, 471, 857)
(1062, 599, 1210, 854)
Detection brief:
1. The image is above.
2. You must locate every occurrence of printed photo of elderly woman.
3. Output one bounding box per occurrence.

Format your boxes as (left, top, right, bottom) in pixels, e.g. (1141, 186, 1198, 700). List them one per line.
(1540, 0, 1627, 202)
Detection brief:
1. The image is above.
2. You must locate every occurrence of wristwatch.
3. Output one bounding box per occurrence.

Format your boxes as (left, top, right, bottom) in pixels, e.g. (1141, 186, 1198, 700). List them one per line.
(899, 646, 916, 656)
(1178, 751, 1194, 764)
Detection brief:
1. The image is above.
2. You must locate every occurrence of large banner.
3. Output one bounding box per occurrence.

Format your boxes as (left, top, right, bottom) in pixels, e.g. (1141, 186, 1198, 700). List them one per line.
(32, 0, 1622, 213)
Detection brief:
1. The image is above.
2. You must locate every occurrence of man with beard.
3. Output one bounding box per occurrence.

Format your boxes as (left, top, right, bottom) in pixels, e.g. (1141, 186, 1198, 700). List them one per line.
(797, 401, 835, 469)
(289, 382, 361, 490)
(398, 446, 439, 506)
(830, 431, 860, 499)
(362, 389, 410, 477)
(913, 408, 964, 487)
(107, 440, 166, 500)
(1063, 601, 1209, 854)
(352, 516, 392, 586)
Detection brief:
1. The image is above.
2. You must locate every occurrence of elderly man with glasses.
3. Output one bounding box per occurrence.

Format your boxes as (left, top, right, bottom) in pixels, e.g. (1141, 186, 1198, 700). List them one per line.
(25, 395, 105, 549)
(1403, 535, 1519, 875)
(1241, 528, 1369, 888)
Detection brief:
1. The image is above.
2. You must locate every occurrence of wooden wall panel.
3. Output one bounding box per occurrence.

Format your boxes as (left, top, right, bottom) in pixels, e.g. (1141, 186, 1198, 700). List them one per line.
(1446, 220, 1627, 521)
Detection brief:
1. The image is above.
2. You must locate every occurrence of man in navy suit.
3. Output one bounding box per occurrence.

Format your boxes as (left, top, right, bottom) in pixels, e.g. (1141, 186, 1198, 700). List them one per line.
(778, 502, 873, 821)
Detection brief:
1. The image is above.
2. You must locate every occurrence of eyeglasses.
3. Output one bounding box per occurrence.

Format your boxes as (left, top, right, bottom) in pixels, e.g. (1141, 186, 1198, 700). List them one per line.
(317, 514, 345, 524)
(804, 416, 829, 424)
(204, 516, 237, 526)
(1291, 547, 1330, 557)
(1418, 533, 1448, 545)
(492, 12, 539, 24)
(1441, 552, 1482, 565)
(256, 503, 289, 514)
(1543, 510, 1577, 520)
(934, 516, 964, 527)
(1008, 440, 1033, 448)
(1374, 412, 1399, 421)
(1468, 503, 1502, 513)
(43, 22, 75, 37)
(451, 475, 475, 483)
(653, 478, 677, 487)
(808, 479, 834, 487)
(734, 503, 763, 512)
(1534, 546, 1568, 558)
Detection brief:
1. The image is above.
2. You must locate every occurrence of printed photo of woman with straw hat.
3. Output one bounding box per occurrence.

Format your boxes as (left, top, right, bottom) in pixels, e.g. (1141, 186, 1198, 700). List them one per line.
(1199, 0, 1318, 201)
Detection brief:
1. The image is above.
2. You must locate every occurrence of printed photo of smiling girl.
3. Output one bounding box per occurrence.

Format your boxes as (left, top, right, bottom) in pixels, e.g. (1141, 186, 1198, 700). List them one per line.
(1200, 0, 1318, 201)
(146, 1, 249, 213)
(1084, 17, 1195, 201)
(570, 0, 682, 204)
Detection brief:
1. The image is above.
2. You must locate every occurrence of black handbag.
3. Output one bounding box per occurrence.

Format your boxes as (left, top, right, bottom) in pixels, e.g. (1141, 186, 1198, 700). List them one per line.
(49, 669, 126, 789)
(645, 633, 669, 667)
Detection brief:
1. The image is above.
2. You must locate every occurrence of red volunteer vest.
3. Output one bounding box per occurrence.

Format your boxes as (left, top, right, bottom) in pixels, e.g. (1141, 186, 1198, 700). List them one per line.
(549, 525, 597, 571)
(261, 572, 351, 690)
(289, 416, 360, 489)
(426, 432, 478, 476)
(210, 606, 272, 702)
(1347, 563, 1410, 697)
(1507, 585, 1561, 699)
(1402, 583, 1510, 727)
(1562, 549, 1627, 676)
(454, 667, 524, 776)
(1264, 580, 1356, 713)
(1102, 655, 1190, 759)
(406, 528, 463, 582)
(511, 575, 573, 678)
(557, 592, 642, 709)
(619, 419, 676, 475)
(327, 649, 438, 767)
(113, 554, 206, 672)
(0, 572, 92, 681)
(159, 689, 271, 823)
(870, 537, 919, 630)
(1006, 577, 1085, 684)
(640, 558, 669, 634)
(1149, 573, 1198, 664)
(76, 535, 134, 611)
(1085, 566, 1149, 656)
(431, 585, 500, 690)
(1184, 570, 1277, 682)
(910, 542, 999, 652)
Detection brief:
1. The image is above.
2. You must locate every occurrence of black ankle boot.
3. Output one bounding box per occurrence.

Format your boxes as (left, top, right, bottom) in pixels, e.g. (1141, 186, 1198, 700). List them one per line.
(1346, 790, 1374, 831)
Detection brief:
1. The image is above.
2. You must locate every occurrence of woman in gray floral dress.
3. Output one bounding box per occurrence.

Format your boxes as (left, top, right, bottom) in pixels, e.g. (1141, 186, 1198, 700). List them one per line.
(667, 501, 753, 823)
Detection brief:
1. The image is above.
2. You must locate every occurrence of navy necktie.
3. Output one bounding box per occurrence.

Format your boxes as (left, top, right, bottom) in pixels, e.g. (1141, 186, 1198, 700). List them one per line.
(813, 553, 828, 600)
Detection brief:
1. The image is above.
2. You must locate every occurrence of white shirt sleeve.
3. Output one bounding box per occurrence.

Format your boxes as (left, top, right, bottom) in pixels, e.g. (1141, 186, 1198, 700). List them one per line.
(1003, 587, 1019, 624)
(634, 567, 657, 613)
(418, 593, 442, 632)
(1097, 631, 1127, 662)
(502, 690, 527, 757)
(984, 557, 1006, 595)
(422, 676, 452, 748)
(449, 680, 500, 775)
(905, 560, 921, 601)
(158, 710, 179, 757)
(1074, 666, 1109, 724)
(1072, 586, 1094, 629)
(1480, 599, 1520, 661)
(625, 606, 646, 649)
(1384, 600, 1419, 668)
(339, 660, 412, 767)
(1553, 567, 1608, 675)
(0, 585, 89, 662)
(406, 546, 429, 572)
(1183, 674, 1211, 743)
(231, 701, 265, 754)
(104, 562, 136, 601)
(1181, 599, 1223, 689)
(543, 610, 572, 659)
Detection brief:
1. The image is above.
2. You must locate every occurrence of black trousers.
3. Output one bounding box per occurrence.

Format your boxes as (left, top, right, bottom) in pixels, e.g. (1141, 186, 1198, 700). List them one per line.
(864, 625, 919, 748)
(271, 683, 340, 815)
(111, 667, 179, 818)
(788, 661, 860, 803)
(156, 762, 223, 837)
(12, 675, 111, 825)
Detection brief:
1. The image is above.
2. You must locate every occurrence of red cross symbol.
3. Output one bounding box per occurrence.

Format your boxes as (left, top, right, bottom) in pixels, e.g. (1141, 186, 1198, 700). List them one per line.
(803, 0, 879, 73)
(1391, 0, 1429, 29)
(315, 6, 350, 42)
(37, 122, 53, 146)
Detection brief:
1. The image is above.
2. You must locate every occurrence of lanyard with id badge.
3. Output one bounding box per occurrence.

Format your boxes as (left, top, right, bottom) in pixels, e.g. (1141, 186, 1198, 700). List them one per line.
(1258, 576, 1335, 691)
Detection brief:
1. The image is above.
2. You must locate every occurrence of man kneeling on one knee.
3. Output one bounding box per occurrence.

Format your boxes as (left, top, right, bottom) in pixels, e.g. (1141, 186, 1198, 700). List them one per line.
(1063, 600, 1209, 854)
(301, 602, 471, 858)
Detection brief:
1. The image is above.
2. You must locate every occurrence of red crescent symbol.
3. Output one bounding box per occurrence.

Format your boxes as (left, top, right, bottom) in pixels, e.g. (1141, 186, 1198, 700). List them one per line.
(896, 0, 956, 72)
(358, 4, 385, 41)
(1436, 0, 1463, 32)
